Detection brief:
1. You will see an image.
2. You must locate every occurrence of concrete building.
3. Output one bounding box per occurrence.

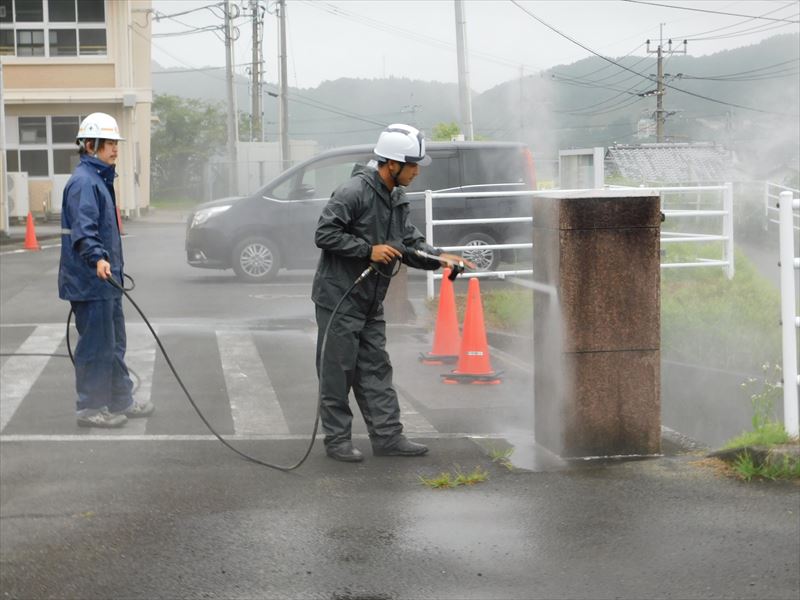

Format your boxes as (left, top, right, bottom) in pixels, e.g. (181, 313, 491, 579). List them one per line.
(1, 0, 152, 234)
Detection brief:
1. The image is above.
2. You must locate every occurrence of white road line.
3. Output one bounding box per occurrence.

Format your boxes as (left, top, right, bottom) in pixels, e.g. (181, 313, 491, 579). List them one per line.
(0, 324, 65, 432)
(306, 328, 437, 433)
(217, 330, 289, 435)
(87, 323, 157, 436)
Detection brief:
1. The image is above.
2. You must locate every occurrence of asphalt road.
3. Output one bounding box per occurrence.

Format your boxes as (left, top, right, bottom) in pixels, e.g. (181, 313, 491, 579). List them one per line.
(1, 220, 798, 600)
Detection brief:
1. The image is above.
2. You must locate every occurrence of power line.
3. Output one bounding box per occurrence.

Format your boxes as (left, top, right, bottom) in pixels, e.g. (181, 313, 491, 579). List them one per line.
(670, 1, 798, 39)
(510, 1, 799, 117)
(622, 0, 800, 23)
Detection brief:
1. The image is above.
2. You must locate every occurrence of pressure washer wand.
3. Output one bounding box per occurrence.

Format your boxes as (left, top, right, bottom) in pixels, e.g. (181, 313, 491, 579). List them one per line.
(414, 249, 466, 281)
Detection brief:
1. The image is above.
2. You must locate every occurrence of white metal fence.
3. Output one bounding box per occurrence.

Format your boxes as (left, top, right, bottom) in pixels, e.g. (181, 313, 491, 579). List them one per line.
(778, 190, 799, 438)
(765, 182, 800, 231)
(423, 184, 735, 299)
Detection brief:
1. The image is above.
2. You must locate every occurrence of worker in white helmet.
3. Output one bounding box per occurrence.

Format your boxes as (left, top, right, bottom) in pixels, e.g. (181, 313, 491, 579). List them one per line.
(312, 124, 472, 462)
(58, 112, 154, 428)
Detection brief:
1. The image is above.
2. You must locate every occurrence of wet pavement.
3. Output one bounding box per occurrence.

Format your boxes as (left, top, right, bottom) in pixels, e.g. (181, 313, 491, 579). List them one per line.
(1, 213, 799, 599)
(2, 436, 798, 600)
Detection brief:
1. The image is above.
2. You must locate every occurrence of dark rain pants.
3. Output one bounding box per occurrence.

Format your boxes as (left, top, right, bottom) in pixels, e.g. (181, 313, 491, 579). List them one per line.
(315, 305, 403, 450)
(71, 298, 134, 414)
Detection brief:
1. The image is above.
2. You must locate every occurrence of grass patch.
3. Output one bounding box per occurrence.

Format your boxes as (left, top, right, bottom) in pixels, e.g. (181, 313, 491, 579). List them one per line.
(427, 288, 533, 332)
(723, 423, 792, 450)
(487, 445, 515, 470)
(418, 465, 489, 489)
(732, 450, 800, 482)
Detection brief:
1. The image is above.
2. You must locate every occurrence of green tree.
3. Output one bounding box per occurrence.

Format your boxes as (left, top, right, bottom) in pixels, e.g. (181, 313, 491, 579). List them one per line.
(150, 94, 227, 203)
(432, 121, 461, 141)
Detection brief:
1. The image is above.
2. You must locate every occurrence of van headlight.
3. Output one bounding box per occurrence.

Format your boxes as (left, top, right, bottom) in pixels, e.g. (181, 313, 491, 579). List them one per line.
(191, 205, 231, 227)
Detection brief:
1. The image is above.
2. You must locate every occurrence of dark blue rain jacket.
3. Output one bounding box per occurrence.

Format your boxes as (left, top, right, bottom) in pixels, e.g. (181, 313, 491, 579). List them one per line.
(58, 154, 124, 301)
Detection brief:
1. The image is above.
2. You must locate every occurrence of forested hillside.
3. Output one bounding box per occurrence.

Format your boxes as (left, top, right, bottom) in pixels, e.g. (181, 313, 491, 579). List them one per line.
(153, 33, 798, 179)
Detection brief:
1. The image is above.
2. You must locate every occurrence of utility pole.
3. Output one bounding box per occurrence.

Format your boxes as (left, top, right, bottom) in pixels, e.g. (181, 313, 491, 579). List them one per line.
(646, 24, 686, 143)
(454, 0, 474, 141)
(224, 0, 239, 194)
(277, 0, 290, 170)
(250, 0, 262, 142)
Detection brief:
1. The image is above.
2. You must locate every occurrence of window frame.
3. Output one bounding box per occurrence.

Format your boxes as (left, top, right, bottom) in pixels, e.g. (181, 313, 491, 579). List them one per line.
(6, 114, 83, 179)
(0, 0, 107, 57)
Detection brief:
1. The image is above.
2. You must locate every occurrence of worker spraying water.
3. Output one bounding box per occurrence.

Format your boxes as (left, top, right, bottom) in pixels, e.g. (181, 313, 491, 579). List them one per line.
(312, 124, 474, 462)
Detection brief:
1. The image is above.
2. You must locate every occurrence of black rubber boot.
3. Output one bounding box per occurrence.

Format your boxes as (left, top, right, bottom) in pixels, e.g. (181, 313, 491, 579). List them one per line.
(326, 441, 364, 463)
(373, 437, 428, 457)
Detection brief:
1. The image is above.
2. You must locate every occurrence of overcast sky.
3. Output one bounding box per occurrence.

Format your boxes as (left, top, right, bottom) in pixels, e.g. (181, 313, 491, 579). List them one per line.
(149, 0, 800, 93)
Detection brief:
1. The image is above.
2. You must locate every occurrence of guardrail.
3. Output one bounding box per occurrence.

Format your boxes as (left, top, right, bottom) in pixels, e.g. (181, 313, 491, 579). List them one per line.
(765, 182, 800, 231)
(778, 190, 799, 438)
(423, 184, 735, 298)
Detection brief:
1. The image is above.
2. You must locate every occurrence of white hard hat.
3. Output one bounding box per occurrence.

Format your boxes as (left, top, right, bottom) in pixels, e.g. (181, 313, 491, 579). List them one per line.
(374, 123, 431, 166)
(76, 112, 124, 141)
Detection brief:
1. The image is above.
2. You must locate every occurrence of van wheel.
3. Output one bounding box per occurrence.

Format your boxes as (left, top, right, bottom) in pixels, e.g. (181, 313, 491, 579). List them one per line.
(457, 232, 499, 272)
(232, 236, 281, 283)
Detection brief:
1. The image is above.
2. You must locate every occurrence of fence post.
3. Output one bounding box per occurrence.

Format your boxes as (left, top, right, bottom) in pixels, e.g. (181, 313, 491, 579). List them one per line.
(425, 189, 435, 300)
(723, 182, 734, 279)
(778, 191, 799, 438)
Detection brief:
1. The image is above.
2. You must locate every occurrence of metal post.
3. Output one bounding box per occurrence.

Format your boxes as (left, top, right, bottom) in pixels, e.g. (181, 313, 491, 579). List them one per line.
(250, 0, 261, 143)
(425, 189, 434, 300)
(224, 0, 239, 195)
(278, 0, 290, 170)
(778, 191, 799, 438)
(453, 0, 474, 141)
(723, 182, 734, 279)
(0, 60, 8, 236)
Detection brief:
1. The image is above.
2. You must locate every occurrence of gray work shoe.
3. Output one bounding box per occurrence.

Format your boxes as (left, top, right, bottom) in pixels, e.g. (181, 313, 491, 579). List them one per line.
(113, 400, 155, 418)
(77, 408, 128, 429)
(373, 437, 429, 457)
(326, 442, 364, 463)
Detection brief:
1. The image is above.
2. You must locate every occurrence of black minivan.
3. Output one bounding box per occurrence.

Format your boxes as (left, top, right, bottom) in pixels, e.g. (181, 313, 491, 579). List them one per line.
(186, 141, 535, 282)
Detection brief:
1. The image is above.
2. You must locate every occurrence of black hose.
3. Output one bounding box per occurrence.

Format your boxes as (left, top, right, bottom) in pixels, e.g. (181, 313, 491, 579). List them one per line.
(106, 272, 368, 472)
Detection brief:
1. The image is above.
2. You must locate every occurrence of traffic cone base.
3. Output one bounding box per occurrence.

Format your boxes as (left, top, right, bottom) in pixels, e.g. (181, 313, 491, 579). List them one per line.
(441, 371, 503, 385)
(420, 267, 461, 365)
(419, 352, 459, 365)
(24, 212, 40, 251)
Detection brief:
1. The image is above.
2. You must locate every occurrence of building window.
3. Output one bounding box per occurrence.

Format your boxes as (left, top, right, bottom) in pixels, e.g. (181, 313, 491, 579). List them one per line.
(0, 0, 106, 56)
(20, 150, 49, 177)
(52, 116, 79, 143)
(19, 117, 47, 144)
(7, 115, 82, 178)
(53, 148, 78, 174)
(49, 27, 75, 55)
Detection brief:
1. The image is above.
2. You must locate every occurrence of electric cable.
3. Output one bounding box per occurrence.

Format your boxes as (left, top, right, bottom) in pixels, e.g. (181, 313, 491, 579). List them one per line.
(621, 0, 800, 23)
(510, 0, 800, 117)
(101, 262, 407, 471)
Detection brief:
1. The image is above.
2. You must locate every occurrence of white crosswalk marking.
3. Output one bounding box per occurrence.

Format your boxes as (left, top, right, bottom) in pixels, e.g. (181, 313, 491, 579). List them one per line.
(87, 323, 157, 436)
(217, 330, 290, 435)
(0, 324, 65, 432)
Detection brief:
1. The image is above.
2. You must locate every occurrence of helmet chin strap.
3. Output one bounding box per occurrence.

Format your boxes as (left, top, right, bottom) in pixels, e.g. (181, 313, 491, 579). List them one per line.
(392, 161, 406, 186)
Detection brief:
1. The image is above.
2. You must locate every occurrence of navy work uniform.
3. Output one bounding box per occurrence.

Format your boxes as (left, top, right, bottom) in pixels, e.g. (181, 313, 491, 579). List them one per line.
(58, 154, 135, 415)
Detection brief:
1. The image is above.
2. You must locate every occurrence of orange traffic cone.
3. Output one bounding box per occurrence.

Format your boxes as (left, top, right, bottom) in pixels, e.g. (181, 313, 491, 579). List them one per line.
(115, 204, 125, 235)
(420, 268, 461, 365)
(24, 212, 40, 251)
(442, 277, 502, 384)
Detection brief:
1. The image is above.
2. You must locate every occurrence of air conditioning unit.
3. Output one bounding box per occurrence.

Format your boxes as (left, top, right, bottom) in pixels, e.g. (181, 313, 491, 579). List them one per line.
(6, 172, 30, 219)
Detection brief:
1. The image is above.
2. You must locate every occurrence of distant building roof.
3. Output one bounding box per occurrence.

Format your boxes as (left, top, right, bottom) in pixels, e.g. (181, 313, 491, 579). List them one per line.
(605, 143, 735, 184)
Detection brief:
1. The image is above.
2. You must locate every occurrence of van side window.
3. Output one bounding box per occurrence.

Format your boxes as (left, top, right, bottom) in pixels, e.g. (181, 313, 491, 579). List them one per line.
(460, 147, 525, 187)
(407, 153, 457, 192)
(281, 154, 372, 201)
